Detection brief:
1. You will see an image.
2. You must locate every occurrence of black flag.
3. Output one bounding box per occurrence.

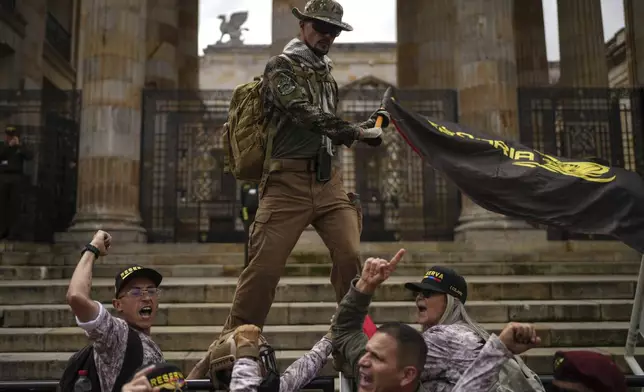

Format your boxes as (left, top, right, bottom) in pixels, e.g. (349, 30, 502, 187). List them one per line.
(385, 97, 644, 254)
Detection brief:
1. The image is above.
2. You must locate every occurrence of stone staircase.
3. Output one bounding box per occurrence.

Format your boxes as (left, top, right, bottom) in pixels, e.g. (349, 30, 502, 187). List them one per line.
(1, 240, 644, 381)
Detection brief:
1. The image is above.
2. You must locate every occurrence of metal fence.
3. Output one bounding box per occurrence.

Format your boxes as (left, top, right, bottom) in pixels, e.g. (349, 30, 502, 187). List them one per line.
(517, 87, 644, 241)
(0, 88, 80, 242)
(139, 86, 462, 243)
(139, 89, 245, 243)
(338, 85, 461, 242)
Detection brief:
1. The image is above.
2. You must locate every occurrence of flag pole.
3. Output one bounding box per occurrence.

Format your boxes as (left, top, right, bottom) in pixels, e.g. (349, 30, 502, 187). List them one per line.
(625, 253, 644, 375)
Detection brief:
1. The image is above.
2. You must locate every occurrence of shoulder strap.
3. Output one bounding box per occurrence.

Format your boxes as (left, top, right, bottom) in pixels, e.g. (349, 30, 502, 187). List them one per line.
(87, 350, 101, 392)
(111, 328, 144, 392)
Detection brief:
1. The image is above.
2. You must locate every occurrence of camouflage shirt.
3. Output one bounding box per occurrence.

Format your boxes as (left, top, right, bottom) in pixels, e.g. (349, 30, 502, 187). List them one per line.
(229, 337, 333, 392)
(263, 54, 375, 158)
(75, 301, 164, 392)
(332, 279, 515, 392)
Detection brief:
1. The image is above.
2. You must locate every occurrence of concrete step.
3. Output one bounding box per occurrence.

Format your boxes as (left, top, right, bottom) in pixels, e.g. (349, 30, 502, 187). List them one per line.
(48, 239, 635, 254)
(0, 299, 634, 328)
(0, 322, 639, 352)
(1, 346, 642, 381)
(0, 260, 641, 280)
(3, 243, 641, 267)
(0, 275, 636, 305)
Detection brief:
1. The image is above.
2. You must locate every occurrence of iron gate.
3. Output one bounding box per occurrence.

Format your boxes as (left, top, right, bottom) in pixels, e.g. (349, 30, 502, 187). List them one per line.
(338, 85, 460, 241)
(140, 90, 245, 243)
(0, 88, 80, 242)
(518, 87, 644, 241)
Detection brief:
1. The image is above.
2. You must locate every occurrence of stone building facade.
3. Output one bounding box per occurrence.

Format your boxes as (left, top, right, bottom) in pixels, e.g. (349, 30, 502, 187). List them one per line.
(200, 30, 628, 91)
(1, 0, 643, 246)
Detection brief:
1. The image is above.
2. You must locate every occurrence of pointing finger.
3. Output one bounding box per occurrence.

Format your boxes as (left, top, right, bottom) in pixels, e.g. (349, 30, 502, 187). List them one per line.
(389, 248, 406, 267)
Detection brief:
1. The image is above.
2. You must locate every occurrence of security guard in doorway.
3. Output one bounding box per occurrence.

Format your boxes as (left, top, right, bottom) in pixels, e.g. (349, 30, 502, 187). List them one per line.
(0, 125, 32, 240)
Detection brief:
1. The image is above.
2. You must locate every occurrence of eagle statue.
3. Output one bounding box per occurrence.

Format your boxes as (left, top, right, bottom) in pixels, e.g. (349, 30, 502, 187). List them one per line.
(217, 11, 249, 45)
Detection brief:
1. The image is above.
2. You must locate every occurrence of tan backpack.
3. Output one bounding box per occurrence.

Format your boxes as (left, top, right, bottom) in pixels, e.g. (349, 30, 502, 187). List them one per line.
(223, 54, 318, 184)
(222, 75, 274, 184)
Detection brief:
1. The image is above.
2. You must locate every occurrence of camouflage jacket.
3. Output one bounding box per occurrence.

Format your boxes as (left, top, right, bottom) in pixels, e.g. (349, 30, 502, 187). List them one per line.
(262, 54, 375, 149)
(331, 279, 516, 392)
(229, 336, 332, 392)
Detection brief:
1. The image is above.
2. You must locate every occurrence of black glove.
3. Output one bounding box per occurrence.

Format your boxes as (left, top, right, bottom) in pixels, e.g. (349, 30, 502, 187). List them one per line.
(369, 109, 390, 128)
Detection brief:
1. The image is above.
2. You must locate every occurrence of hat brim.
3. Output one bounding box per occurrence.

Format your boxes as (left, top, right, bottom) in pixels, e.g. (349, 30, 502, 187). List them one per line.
(117, 267, 163, 295)
(404, 281, 447, 295)
(292, 7, 353, 31)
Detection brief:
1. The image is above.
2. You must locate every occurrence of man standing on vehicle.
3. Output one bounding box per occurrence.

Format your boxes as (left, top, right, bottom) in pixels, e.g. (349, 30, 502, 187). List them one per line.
(191, 0, 389, 380)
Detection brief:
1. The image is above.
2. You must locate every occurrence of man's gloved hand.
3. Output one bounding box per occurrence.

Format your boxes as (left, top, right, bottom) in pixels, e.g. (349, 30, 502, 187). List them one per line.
(357, 127, 383, 147)
(234, 324, 261, 359)
(369, 109, 391, 128)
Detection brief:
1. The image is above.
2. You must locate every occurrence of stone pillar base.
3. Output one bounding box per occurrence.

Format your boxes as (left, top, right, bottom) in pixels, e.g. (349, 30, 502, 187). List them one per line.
(455, 206, 548, 251)
(56, 216, 147, 244)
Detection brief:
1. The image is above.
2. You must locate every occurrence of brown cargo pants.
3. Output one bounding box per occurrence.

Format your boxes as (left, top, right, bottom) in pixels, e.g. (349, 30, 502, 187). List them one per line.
(221, 158, 362, 333)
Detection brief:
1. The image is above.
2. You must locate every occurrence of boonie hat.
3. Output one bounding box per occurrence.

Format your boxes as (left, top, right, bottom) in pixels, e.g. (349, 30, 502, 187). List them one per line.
(292, 0, 353, 31)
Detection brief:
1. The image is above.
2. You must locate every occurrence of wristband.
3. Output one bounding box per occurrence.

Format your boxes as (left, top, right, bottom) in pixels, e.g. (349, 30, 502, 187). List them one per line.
(81, 243, 100, 259)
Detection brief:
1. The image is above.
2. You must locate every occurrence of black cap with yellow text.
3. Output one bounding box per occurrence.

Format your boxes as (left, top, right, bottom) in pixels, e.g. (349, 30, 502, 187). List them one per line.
(404, 266, 468, 303)
(114, 265, 163, 297)
(144, 363, 186, 391)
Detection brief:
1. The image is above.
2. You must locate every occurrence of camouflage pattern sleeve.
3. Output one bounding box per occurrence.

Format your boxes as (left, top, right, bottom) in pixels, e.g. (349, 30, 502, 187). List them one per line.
(421, 323, 487, 392)
(230, 358, 263, 392)
(451, 334, 514, 392)
(331, 278, 370, 377)
(263, 56, 361, 146)
(279, 337, 332, 392)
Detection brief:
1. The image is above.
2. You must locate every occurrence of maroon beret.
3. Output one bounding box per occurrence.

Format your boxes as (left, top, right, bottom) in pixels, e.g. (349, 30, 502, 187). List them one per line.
(553, 350, 626, 392)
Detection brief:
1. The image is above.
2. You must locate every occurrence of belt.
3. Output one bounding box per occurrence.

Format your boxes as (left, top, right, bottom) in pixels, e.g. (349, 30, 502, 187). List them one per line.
(269, 158, 316, 172)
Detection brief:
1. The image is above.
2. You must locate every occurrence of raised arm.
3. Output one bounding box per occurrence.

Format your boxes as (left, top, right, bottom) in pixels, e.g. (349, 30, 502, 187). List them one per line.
(330, 279, 370, 377)
(452, 322, 542, 392)
(279, 335, 332, 392)
(66, 231, 110, 322)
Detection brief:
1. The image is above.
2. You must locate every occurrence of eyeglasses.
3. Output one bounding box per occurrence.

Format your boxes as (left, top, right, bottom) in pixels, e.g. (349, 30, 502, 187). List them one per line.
(312, 20, 342, 37)
(415, 291, 439, 299)
(118, 287, 162, 299)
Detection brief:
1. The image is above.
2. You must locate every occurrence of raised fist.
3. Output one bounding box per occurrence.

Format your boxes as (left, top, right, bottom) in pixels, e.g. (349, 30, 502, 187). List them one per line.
(499, 322, 541, 355)
(90, 230, 111, 256)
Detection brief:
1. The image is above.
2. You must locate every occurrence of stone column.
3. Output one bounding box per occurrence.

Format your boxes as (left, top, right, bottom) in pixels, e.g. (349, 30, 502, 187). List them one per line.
(20, 0, 47, 89)
(557, 0, 608, 87)
(394, 0, 456, 240)
(63, 0, 147, 242)
(454, 0, 546, 249)
(145, 0, 178, 89)
(177, 0, 199, 89)
(514, 0, 549, 86)
(625, 0, 644, 86)
(417, 0, 456, 89)
(271, 0, 307, 57)
(396, 0, 420, 88)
